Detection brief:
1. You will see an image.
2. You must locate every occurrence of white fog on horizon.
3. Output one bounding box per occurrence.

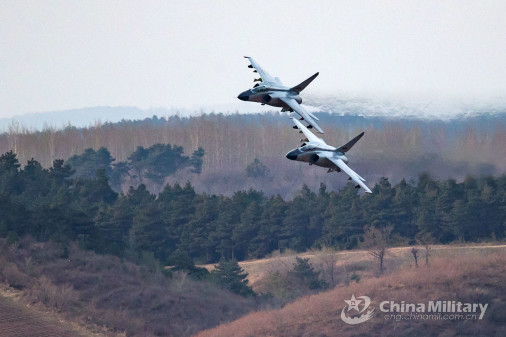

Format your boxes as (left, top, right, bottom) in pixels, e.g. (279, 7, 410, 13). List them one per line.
(1, 0, 506, 119)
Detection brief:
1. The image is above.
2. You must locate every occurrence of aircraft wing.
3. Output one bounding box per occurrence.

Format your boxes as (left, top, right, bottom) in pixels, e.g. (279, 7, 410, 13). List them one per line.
(244, 56, 280, 85)
(323, 155, 372, 193)
(282, 97, 324, 134)
(290, 117, 325, 145)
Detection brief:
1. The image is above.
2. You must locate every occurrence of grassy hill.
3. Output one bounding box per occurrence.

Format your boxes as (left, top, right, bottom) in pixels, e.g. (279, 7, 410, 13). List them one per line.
(196, 245, 506, 337)
(0, 240, 504, 337)
(0, 238, 256, 337)
(221, 244, 506, 289)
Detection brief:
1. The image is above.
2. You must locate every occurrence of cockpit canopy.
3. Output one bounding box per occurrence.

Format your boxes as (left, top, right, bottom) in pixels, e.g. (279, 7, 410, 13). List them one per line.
(251, 85, 269, 93)
(300, 143, 317, 152)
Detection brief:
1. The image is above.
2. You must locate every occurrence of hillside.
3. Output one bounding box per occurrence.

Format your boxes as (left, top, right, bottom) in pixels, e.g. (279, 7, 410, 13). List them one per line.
(202, 244, 506, 290)
(196, 246, 506, 337)
(0, 293, 93, 337)
(1, 240, 504, 336)
(0, 238, 256, 337)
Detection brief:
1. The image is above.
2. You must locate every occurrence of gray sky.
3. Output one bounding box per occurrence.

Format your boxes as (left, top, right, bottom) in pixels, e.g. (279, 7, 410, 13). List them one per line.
(1, 0, 506, 118)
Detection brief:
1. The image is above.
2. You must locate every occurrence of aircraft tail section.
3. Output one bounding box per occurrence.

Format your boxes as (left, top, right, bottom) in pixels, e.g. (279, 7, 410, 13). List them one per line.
(290, 72, 319, 93)
(336, 132, 365, 153)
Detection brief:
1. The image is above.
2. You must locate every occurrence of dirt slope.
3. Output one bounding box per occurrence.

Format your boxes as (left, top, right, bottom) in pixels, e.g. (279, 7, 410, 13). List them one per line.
(0, 295, 87, 337)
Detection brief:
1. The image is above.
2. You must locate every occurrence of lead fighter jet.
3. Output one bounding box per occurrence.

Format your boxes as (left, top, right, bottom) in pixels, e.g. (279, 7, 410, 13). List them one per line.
(238, 57, 324, 133)
(286, 118, 372, 193)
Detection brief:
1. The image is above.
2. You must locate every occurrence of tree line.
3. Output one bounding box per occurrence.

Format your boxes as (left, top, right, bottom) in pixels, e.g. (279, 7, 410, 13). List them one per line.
(1, 149, 504, 266)
(2, 112, 505, 197)
(65, 144, 204, 191)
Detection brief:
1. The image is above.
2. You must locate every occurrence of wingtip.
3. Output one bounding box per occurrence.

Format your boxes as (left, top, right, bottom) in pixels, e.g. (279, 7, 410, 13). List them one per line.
(244, 56, 251, 58)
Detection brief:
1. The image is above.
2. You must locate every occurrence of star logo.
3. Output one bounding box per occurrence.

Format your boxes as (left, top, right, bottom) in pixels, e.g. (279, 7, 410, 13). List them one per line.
(344, 294, 363, 312)
(341, 294, 374, 325)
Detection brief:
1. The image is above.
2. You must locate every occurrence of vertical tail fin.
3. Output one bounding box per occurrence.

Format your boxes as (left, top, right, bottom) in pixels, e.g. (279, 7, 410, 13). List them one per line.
(290, 72, 319, 93)
(336, 132, 365, 153)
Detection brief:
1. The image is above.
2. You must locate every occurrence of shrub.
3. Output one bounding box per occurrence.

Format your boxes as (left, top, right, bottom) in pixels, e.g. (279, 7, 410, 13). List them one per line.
(246, 159, 270, 178)
(32, 276, 77, 312)
(2, 263, 30, 289)
(169, 250, 209, 280)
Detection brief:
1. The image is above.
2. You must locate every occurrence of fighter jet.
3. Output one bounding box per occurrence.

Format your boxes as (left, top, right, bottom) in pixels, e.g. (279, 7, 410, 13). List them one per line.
(286, 118, 372, 193)
(238, 56, 324, 133)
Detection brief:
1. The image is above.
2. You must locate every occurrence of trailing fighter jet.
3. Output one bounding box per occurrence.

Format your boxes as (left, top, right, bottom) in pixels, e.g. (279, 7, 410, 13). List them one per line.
(237, 56, 324, 133)
(286, 118, 372, 193)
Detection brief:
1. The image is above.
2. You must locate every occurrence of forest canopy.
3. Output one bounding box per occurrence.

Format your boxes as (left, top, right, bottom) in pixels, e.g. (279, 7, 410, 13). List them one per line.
(1, 149, 504, 265)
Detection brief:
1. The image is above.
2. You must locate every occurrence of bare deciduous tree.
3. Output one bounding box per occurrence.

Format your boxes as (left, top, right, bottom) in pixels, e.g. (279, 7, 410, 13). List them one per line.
(416, 232, 434, 267)
(363, 225, 393, 273)
(314, 246, 339, 287)
(410, 247, 420, 267)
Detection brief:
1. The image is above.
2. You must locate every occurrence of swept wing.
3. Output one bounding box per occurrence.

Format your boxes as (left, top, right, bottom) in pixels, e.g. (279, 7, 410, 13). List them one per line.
(282, 97, 324, 134)
(290, 117, 325, 145)
(324, 156, 372, 193)
(244, 56, 282, 86)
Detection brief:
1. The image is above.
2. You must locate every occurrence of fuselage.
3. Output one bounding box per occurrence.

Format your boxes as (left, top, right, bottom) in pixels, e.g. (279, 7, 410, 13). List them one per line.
(285, 143, 348, 169)
(238, 84, 302, 109)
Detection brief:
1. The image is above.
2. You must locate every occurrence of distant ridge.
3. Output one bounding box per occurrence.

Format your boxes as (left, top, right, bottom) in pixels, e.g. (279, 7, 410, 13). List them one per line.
(0, 106, 183, 131)
(2, 97, 506, 131)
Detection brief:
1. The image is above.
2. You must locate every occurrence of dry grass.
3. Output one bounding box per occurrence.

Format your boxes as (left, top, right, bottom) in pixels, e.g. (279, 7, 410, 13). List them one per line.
(199, 244, 506, 289)
(0, 238, 257, 337)
(0, 290, 96, 337)
(195, 247, 506, 337)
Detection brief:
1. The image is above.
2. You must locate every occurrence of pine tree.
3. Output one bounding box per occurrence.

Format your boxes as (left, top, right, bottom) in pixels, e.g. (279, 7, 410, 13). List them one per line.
(290, 257, 328, 290)
(321, 184, 363, 249)
(281, 185, 317, 251)
(189, 147, 205, 174)
(0, 151, 22, 196)
(211, 258, 255, 297)
(232, 201, 262, 260)
(249, 195, 286, 258)
(48, 159, 74, 185)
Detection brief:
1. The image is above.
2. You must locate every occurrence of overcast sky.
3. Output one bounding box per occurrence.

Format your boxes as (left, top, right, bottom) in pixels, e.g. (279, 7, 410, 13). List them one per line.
(1, 0, 505, 118)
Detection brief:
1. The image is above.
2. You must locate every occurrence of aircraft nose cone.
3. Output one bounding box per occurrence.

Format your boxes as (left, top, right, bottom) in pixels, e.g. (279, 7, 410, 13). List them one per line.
(286, 153, 298, 160)
(237, 93, 249, 101)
